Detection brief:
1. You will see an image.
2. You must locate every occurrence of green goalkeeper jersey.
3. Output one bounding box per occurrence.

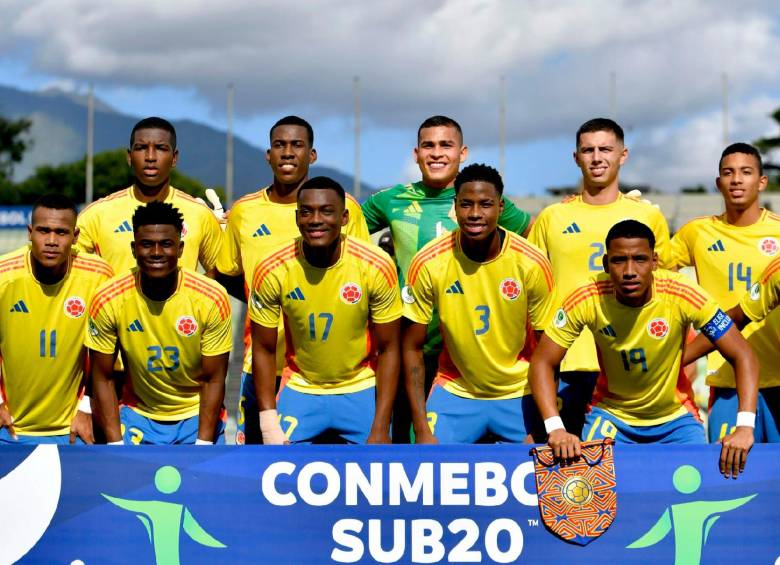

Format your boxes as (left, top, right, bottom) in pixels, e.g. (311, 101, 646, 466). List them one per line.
(362, 181, 532, 354)
(362, 182, 532, 284)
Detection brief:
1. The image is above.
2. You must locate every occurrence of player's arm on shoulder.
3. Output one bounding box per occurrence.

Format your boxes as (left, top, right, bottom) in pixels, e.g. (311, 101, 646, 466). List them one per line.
(367, 319, 401, 444)
(401, 318, 436, 444)
(89, 348, 122, 443)
(196, 352, 228, 444)
(498, 196, 533, 237)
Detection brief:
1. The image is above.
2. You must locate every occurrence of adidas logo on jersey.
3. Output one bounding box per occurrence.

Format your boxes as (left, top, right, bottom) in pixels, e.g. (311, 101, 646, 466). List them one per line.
(707, 240, 725, 252)
(562, 222, 581, 234)
(114, 220, 133, 233)
(404, 202, 423, 219)
(127, 319, 144, 332)
(285, 287, 305, 300)
(445, 280, 464, 294)
(253, 224, 272, 237)
(599, 324, 617, 338)
(9, 300, 28, 313)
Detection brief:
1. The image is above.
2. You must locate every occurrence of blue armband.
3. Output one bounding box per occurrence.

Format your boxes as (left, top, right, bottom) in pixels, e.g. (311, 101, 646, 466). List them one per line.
(700, 309, 733, 343)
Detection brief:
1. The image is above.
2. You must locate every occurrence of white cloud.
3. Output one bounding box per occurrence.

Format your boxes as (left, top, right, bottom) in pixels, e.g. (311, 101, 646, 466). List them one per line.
(2, 0, 780, 150)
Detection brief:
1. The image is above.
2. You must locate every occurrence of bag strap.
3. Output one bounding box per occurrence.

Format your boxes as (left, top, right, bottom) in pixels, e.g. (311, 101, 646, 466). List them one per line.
(530, 438, 613, 468)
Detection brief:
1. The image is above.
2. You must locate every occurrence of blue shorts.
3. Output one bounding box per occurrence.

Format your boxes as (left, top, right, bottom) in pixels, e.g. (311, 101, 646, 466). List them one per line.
(709, 386, 780, 443)
(425, 385, 540, 444)
(236, 371, 261, 445)
(276, 386, 375, 444)
(557, 371, 599, 437)
(0, 427, 81, 445)
(583, 406, 705, 444)
(120, 406, 226, 445)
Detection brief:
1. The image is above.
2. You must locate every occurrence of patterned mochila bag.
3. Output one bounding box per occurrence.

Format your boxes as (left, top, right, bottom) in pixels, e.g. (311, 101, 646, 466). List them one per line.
(529, 439, 617, 546)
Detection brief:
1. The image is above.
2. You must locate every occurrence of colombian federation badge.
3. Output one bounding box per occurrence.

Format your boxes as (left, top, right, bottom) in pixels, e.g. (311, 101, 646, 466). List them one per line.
(530, 439, 617, 546)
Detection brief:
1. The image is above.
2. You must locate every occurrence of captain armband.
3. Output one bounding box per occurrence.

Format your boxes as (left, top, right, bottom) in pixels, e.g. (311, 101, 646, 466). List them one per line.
(700, 309, 733, 343)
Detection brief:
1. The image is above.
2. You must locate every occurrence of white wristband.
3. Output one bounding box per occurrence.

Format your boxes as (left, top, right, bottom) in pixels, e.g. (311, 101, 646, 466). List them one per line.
(736, 411, 756, 429)
(78, 395, 92, 414)
(544, 416, 565, 434)
(259, 409, 288, 445)
(195, 438, 214, 445)
(107, 440, 124, 445)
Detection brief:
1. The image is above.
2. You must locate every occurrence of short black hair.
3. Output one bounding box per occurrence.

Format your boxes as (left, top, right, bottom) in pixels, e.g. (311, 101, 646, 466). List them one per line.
(297, 176, 346, 204)
(454, 163, 504, 195)
(576, 118, 624, 147)
(720, 142, 763, 175)
(270, 115, 314, 146)
(132, 201, 184, 234)
(418, 115, 463, 143)
(32, 193, 78, 218)
(130, 117, 177, 149)
(605, 219, 655, 250)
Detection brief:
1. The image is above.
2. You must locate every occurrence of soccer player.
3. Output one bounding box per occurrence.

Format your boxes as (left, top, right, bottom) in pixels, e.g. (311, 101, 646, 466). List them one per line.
(217, 115, 370, 444)
(672, 143, 780, 442)
(0, 194, 113, 444)
(77, 116, 222, 274)
(402, 164, 554, 443)
(684, 255, 780, 442)
(528, 118, 673, 436)
(362, 115, 533, 442)
(87, 202, 231, 445)
(250, 177, 401, 444)
(529, 220, 758, 478)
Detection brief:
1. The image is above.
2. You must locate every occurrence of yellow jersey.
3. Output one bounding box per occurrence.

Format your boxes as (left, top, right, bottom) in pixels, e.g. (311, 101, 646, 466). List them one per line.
(404, 229, 554, 399)
(672, 209, 780, 387)
(218, 186, 370, 375)
(85, 268, 232, 420)
(77, 186, 222, 273)
(740, 257, 780, 387)
(528, 193, 672, 373)
(545, 270, 725, 425)
(0, 247, 113, 435)
(249, 235, 402, 394)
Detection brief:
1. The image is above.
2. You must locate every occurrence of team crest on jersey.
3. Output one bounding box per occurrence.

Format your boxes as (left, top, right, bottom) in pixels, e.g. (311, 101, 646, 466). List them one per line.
(63, 296, 86, 318)
(499, 278, 521, 301)
(554, 308, 567, 328)
(759, 237, 778, 256)
(401, 285, 415, 304)
(647, 317, 669, 339)
(340, 283, 362, 304)
(176, 316, 198, 337)
(750, 282, 761, 301)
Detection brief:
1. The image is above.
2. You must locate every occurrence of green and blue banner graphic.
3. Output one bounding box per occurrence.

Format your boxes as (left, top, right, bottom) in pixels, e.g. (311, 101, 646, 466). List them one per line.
(1, 445, 777, 564)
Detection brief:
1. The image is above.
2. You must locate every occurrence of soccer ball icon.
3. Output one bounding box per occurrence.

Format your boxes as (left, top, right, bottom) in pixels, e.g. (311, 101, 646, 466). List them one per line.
(176, 316, 198, 337)
(341, 283, 362, 304)
(760, 238, 778, 256)
(64, 296, 86, 318)
(562, 476, 593, 505)
(499, 278, 521, 300)
(647, 318, 669, 339)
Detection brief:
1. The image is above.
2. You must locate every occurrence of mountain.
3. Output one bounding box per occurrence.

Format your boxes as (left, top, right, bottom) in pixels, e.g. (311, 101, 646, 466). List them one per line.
(0, 84, 374, 201)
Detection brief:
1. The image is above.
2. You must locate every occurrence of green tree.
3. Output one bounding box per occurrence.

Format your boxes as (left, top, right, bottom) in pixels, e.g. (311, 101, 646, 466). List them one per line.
(0, 116, 32, 182)
(753, 108, 780, 192)
(12, 149, 216, 204)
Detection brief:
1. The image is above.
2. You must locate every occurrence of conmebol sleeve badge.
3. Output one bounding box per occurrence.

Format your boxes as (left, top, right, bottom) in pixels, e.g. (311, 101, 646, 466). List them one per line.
(529, 439, 617, 545)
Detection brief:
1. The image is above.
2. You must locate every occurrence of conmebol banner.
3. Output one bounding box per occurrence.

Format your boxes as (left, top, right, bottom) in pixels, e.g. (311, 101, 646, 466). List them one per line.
(1, 445, 777, 564)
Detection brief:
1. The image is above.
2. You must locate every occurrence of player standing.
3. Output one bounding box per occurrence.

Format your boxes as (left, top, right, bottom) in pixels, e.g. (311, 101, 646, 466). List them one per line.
(250, 177, 401, 444)
(0, 194, 113, 444)
(217, 116, 370, 444)
(87, 202, 231, 445)
(77, 116, 222, 274)
(362, 115, 533, 442)
(530, 220, 758, 478)
(402, 164, 554, 443)
(672, 143, 780, 442)
(527, 118, 673, 435)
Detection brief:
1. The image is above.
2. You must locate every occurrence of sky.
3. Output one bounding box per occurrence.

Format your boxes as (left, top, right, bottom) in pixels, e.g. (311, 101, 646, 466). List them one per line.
(2, 0, 780, 196)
